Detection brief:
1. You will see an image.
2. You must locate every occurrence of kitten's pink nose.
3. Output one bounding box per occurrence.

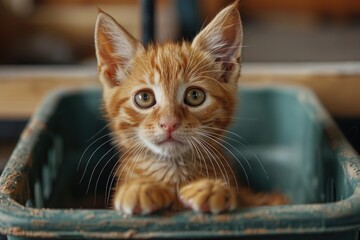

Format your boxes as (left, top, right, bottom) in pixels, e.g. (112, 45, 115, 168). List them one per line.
(159, 117, 180, 133)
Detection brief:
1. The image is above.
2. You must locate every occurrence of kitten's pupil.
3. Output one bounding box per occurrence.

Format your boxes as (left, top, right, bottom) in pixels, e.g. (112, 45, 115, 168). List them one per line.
(192, 90, 198, 100)
(142, 92, 149, 101)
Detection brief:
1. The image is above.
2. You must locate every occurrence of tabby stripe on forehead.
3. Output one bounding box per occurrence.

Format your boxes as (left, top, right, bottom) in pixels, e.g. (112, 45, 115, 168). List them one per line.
(179, 50, 188, 74)
(153, 64, 161, 79)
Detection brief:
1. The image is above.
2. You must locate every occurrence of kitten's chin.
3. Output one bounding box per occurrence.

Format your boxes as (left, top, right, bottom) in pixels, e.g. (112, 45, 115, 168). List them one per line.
(145, 140, 189, 158)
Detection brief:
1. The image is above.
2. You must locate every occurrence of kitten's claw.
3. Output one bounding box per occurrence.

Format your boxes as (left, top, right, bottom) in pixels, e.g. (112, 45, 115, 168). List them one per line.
(114, 180, 174, 215)
(179, 179, 237, 214)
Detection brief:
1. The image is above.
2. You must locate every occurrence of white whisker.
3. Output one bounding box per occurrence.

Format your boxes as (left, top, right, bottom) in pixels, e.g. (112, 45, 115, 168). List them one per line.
(202, 126, 251, 145)
(191, 136, 209, 178)
(90, 135, 138, 203)
(79, 136, 117, 183)
(199, 131, 253, 173)
(87, 143, 119, 195)
(202, 126, 269, 180)
(87, 122, 112, 142)
(105, 141, 143, 206)
(193, 137, 218, 180)
(198, 139, 236, 189)
(196, 131, 250, 187)
(77, 132, 114, 172)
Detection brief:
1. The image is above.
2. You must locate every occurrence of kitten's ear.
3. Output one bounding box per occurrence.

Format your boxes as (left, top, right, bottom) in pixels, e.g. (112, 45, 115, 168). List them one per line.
(192, 1, 243, 82)
(95, 11, 143, 88)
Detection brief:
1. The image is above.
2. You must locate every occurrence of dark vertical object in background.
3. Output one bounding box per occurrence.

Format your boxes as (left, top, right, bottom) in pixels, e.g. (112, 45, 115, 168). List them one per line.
(335, 118, 360, 153)
(177, 0, 201, 40)
(141, 0, 155, 45)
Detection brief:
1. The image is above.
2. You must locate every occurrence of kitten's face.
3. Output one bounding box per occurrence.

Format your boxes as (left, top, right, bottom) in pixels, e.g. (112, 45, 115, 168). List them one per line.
(107, 44, 237, 158)
(95, 5, 243, 159)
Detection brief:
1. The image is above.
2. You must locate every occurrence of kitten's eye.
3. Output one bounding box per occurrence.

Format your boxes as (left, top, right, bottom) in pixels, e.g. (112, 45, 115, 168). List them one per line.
(134, 90, 156, 108)
(184, 88, 206, 107)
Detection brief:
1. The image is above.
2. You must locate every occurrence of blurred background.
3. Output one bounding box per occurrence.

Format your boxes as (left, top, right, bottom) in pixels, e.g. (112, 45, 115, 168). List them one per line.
(0, 0, 359, 64)
(0, 0, 359, 168)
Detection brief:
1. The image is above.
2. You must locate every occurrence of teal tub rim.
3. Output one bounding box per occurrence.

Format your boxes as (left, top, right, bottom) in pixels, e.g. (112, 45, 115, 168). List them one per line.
(0, 86, 359, 239)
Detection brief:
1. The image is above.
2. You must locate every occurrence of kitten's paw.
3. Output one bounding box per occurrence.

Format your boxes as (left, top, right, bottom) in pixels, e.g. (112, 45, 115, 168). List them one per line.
(114, 181, 174, 215)
(179, 179, 237, 214)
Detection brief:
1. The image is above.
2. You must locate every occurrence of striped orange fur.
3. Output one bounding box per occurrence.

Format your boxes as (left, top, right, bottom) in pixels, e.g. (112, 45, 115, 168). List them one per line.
(95, 1, 288, 215)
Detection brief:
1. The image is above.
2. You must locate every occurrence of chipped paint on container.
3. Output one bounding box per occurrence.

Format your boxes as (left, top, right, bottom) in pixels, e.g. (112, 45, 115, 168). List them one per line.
(0, 86, 359, 239)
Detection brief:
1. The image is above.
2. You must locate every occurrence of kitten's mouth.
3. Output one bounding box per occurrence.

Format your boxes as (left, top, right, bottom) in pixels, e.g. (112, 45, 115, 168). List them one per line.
(157, 137, 182, 145)
(149, 135, 187, 157)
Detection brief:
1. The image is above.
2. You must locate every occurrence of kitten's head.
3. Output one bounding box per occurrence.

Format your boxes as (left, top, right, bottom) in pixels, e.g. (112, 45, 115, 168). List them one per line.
(95, 2, 243, 159)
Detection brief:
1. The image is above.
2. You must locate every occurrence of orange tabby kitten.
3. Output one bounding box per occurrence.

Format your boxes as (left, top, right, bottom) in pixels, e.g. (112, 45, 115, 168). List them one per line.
(94, 1, 287, 215)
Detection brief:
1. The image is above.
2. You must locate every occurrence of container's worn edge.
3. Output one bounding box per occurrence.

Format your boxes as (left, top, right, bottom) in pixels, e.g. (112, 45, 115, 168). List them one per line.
(0, 89, 68, 198)
(0, 200, 360, 239)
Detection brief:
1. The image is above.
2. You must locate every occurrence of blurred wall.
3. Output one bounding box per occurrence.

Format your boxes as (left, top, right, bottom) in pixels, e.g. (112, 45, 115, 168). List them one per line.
(0, 0, 359, 64)
(0, 0, 178, 64)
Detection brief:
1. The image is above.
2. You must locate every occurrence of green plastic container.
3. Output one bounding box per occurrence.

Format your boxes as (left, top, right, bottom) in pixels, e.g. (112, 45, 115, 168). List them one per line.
(0, 86, 359, 239)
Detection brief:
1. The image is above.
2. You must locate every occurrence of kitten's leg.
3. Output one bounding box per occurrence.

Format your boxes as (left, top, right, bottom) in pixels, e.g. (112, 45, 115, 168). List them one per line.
(238, 187, 289, 207)
(179, 179, 237, 214)
(114, 180, 175, 215)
